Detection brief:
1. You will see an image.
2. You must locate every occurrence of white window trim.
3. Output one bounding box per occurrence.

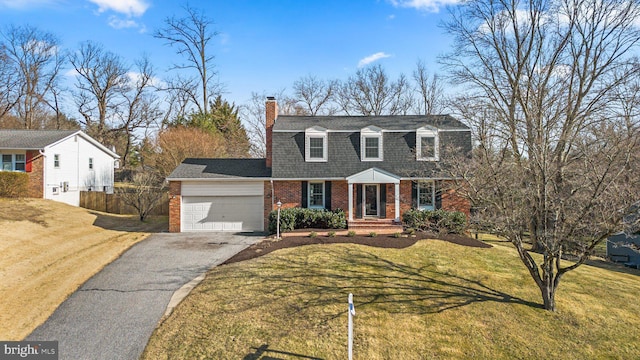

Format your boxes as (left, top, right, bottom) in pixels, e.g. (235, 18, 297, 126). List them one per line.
(417, 180, 435, 210)
(361, 126, 383, 161)
(416, 127, 439, 161)
(308, 181, 325, 209)
(1, 153, 26, 172)
(305, 127, 328, 162)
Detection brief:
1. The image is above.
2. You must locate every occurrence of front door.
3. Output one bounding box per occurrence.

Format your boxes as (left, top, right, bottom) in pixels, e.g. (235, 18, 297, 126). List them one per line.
(364, 184, 379, 217)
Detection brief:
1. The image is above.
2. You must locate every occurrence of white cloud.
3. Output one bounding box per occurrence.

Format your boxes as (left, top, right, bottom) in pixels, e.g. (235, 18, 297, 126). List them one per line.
(64, 68, 79, 78)
(108, 16, 138, 29)
(126, 71, 164, 88)
(88, 0, 149, 17)
(358, 52, 392, 68)
(388, 0, 462, 13)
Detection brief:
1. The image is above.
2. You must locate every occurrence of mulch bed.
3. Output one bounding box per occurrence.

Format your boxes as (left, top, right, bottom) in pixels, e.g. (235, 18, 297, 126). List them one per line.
(223, 231, 492, 265)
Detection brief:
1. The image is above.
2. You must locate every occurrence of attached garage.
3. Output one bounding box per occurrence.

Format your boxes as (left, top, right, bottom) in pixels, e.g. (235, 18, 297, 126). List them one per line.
(181, 181, 265, 232)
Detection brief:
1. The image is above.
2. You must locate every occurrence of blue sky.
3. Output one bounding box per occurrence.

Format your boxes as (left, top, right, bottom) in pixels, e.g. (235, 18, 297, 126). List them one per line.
(0, 0, 457, 107)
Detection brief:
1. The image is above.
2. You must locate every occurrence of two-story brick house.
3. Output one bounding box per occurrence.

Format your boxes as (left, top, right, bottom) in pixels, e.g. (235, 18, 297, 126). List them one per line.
(167, 97, 471, 232)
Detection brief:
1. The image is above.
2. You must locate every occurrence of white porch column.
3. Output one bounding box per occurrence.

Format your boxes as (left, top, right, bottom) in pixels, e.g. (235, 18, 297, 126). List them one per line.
(394, 182, 400, 221)
(348, 183, 354, 221)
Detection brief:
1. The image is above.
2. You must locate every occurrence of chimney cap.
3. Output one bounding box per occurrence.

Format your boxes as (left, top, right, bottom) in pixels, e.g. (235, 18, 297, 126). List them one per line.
(266, 96, 276, 101)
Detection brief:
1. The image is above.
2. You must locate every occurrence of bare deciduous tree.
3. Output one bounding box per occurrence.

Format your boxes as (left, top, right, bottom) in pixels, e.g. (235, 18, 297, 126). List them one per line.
(154, 4, 220, 116)
(413, 60, 444, 115)
(443, 0, 640, 311)
(70, 42, 159, 165)
(336, 64, 412, 115)
(292, 75, 338, 116)
(71, 41, 127, 138)
(116, 171, 165, 221)
(241, 90, 291, 157)
(1, 24, 64, 129)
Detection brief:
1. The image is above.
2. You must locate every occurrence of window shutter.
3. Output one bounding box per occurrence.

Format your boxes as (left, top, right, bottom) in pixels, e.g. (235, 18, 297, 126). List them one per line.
(435, 181, 442, 209)
(355, 184, 363, 219)
(380, 184, 387, 218)
(411, 181, 418, 209)
(25, 151, 33, 173)
(325, 181, 332, 211)
(301, 181, 308, 208)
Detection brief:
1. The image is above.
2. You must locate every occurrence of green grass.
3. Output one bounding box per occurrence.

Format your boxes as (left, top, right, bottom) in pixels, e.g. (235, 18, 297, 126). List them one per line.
(142, 240, 640, 360)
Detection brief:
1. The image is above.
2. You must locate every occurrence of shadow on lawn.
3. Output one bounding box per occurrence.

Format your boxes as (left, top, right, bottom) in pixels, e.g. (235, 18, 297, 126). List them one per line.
(90, 211, 168, 233)
(243, 344, 323, 360)
(217, 245, 542, 325)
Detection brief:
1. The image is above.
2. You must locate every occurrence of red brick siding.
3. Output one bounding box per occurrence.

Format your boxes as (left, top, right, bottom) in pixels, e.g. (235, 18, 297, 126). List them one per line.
(265, 99, 277, 168)
(440, 181, 471, 216)
(272, 181, 302, 209)
(331, 180, 349, 217)
(399, 180, 413, 215)
(263, 181, 273, 231)
(168, 181, 181, 232)
(384, 184, 395, 219)
(26, 150, 44, 198)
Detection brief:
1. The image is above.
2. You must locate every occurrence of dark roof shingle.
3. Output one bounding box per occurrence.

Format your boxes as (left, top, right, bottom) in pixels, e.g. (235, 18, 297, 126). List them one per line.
(272, 115, 469, 131)
(0, 130, 78, 149)
(167, 158, 271, 179)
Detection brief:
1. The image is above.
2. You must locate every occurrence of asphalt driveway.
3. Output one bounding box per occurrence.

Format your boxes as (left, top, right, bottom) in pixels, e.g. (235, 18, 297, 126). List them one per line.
(26, 232, 263, 360)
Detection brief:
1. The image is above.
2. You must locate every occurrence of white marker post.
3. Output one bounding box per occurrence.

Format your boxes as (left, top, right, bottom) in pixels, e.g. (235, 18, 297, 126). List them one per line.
(348, 293, 356, 360)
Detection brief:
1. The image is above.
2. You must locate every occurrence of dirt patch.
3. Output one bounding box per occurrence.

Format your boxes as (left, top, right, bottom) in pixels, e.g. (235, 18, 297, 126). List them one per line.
(223, 231, 491, 265)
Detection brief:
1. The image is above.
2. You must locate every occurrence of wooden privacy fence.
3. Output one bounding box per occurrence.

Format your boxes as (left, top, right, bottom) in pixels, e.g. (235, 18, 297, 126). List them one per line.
(80, 191, 169, 216)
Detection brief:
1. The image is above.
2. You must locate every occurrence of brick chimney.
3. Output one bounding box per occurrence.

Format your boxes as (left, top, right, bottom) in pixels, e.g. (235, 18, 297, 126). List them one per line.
(265, 97, 277, 168)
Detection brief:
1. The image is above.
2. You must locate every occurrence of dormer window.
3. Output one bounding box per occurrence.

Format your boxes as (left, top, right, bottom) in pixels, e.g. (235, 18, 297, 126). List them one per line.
(416, 126, 439, 161)
(305, 126, 328, 162)
(361, 126, 383, 161)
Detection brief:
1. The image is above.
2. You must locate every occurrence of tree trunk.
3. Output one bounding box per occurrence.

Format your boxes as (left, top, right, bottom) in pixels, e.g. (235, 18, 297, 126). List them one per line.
(540, 281, 556, 311)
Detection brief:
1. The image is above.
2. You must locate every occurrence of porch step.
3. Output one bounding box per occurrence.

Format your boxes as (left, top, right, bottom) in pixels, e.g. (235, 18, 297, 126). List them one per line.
(348, 219, 404, 234)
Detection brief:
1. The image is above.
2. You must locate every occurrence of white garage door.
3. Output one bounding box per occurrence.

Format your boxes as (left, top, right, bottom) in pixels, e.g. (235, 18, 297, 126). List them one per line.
(182, 196, 264, 232)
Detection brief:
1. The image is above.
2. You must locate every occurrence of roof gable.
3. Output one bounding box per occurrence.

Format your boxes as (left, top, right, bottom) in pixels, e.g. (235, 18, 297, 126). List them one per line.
(0, 130, 78, 149)
(0, 130, 119, 159)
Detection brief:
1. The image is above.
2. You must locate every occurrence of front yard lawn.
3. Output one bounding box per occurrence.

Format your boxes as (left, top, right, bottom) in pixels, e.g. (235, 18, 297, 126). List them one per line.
(142, 237, 640, 359)
(0, 198, 166, 340)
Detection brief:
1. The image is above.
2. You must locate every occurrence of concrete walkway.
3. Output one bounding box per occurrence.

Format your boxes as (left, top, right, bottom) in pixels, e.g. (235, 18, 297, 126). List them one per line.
(27, 232, 262, 360)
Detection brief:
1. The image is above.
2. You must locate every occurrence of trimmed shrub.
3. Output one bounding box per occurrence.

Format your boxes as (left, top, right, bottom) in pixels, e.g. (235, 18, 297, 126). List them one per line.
(309, 231, 318, 238)
(402, 208, 467, 234)
(327, 231, 336, 238)
(268, 208, 347, 234)
(0, 172, 29, 198)
(369, 231, 377, 237)
(347, 230, 356, 237)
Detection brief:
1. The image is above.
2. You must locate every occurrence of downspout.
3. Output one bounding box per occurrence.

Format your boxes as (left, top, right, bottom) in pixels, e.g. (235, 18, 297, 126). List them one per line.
(39, 149, 46, 199)
(270, 179, 275, 208)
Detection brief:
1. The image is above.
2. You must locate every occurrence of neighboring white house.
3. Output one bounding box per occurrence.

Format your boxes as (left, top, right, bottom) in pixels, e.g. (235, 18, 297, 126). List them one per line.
(0, 130, 120, 206)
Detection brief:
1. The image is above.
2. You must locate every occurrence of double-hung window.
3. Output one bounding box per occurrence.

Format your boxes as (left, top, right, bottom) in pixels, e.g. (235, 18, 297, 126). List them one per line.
(361, 126, 383, 161)
(308, 182, 324, 208)
(54, 154, 60, 168)
(1, 154, 26, 171)
(416, 127, 439, 161)
(89, 158, 94, 170)
(2, 155, 12, 171)
(418, 181, 435, 210)
(305, 127, 328, 162)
